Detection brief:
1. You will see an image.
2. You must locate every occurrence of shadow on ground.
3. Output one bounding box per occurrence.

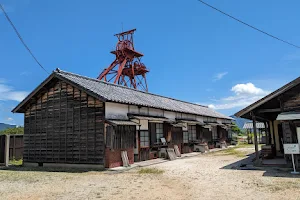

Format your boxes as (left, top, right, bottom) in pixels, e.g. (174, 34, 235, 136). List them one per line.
(220, 152, 300, 178)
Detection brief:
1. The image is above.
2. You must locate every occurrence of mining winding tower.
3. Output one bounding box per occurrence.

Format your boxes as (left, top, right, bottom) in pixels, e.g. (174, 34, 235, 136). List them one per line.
(97, 29, 149, 92)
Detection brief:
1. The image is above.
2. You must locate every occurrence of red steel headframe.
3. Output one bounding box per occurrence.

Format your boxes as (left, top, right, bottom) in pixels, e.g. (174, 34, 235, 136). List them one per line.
(98, 29, 149, 92)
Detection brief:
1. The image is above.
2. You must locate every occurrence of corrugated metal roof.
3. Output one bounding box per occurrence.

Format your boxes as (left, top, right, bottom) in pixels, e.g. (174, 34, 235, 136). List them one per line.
(243, 122, 265, 129)
(13, 69, 233, 120)
(106, 120, 138, 126)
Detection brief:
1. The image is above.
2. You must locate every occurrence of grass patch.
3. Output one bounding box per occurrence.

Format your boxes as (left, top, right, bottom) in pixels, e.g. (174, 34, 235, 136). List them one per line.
(220, 148, 247, 157)
(267, 180, 300, 192)
(9, 159, 23, 166)
(236, 143, 263, 148)
(236, 143, 253, 148)
(138, 168, 164, 174)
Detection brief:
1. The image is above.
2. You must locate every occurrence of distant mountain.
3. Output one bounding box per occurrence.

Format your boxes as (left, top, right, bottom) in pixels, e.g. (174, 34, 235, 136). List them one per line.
(230, 116, 251, 130)
(0, 123, 16, 131)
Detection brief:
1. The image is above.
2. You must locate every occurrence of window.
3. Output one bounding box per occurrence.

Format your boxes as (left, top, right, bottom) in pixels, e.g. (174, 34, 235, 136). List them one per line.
(140, 131, 149, 147)
(156, 123, 164, 143)
(183, 131, 189, 143)
(228, 129, 232, 139)
(188, 125, 197, 141)
(212, 126, 218, 140)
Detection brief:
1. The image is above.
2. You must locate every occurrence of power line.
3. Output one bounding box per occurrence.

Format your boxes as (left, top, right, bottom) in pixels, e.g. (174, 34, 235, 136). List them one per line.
(0, 4, 49, 74)
(198, 0, 300, 49)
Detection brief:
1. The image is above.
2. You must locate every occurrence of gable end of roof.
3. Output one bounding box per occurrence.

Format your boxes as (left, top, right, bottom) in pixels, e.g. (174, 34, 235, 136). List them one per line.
(235, 76, 300, 118)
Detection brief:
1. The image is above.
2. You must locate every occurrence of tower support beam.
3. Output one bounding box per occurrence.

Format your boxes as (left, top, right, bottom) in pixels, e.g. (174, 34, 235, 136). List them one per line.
(98, 29, 149, 92)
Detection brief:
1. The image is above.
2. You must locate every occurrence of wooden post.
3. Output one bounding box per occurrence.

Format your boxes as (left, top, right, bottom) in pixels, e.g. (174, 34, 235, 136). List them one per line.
(247, 129, 250, 144)
(264, 122, 269, 145)
(13, 135, 16, 158)
(5, 135, 10, 167)
(251, 114, 259, 162)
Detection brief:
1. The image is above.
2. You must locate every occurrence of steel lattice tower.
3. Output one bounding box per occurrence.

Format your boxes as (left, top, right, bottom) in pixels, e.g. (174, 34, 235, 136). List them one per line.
(98, 29, 149, 91)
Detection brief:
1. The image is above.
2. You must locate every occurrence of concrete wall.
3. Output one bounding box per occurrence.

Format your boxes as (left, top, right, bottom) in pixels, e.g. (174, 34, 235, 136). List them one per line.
(104, 102, 227, 135)
(196, 116, 204, 123)
(105, 102, 218, 124)
(164, 111, 176, 121)
(5, 135, 9, 167)
(105, 102, 129, 119)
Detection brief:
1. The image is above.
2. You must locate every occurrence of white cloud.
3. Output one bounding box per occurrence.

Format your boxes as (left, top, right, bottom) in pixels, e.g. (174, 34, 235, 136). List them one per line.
(213, 72, 228, 81)
(231, 83, 269, 96)
(0, 81, 28, 102)
(6, 117, 13, 121)
(207, 83, 270, 110)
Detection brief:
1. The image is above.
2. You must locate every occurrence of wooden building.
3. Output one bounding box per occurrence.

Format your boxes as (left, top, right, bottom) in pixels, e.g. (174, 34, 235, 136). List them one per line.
(235, 76, 300, 167)
(13, 69, 233, 168)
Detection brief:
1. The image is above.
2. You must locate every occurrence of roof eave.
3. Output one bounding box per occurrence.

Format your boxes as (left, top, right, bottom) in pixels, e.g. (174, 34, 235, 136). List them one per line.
(235, 77, 300, 118)
(12, 73, 56, 113)
(12, 72, 108, 113)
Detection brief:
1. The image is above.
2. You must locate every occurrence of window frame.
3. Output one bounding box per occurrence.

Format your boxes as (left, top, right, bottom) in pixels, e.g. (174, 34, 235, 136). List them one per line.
(183, 131, 189, 143)
(140, 130, 150, 148)
(212, 126, 218, 140)
(188, 125, 197, 141)
(155, 123, 164, 143)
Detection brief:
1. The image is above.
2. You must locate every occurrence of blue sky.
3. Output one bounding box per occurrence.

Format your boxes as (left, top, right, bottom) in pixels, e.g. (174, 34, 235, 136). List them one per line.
(1, 0, 300, 125)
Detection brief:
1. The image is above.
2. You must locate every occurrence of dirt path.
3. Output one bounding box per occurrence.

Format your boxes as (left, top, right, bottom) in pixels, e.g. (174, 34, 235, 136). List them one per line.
(0, 146, 300, 200)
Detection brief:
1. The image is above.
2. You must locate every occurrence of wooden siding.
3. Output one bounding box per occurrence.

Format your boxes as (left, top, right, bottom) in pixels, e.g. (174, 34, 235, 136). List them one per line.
(0, 136, 5, 163)
(283, 84, 300, 110)
(149, 122, 156, 146)
(9, 135, 24, 160)
(196, 125, 202, 140)
(24, 79, 105, 164)
(171, 127, 183, 146)
(217, 126, 228, 141)
(106, 125, 136, 149)
(202, 128, 212, 142)
(281, 86, 300, 144)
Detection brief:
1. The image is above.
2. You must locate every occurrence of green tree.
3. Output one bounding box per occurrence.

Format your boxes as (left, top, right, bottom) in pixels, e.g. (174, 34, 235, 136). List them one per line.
(0, 127, 24, 135)
(231, 123, 242, 134)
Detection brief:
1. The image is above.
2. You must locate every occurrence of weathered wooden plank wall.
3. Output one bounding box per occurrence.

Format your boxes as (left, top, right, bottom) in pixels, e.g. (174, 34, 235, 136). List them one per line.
(9, 135, 24, 160)
(106, 125, 135, 149)
(24, 79, 105, 164)
(202, 128, 212, 142)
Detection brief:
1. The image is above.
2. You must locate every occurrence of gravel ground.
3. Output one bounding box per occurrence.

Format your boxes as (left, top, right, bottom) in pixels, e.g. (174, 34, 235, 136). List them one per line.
(0, 145, 300, 200)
